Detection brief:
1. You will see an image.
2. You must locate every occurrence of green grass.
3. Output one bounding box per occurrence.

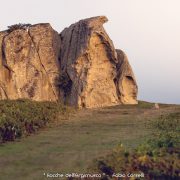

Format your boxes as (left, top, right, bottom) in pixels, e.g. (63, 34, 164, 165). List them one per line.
(0, 101, 179, 180)
(90, 109, 180, 179)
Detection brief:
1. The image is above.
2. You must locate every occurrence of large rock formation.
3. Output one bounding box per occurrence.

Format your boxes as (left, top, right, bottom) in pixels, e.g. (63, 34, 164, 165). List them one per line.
(0, 23, 60, 101)
(0, 16, 138, 108)
(59, 16, 138, 108)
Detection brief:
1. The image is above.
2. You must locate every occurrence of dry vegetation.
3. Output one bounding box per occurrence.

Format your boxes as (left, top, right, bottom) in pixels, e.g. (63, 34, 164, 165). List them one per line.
(0, 100, 179, 180)
(0, 99, 69, 143)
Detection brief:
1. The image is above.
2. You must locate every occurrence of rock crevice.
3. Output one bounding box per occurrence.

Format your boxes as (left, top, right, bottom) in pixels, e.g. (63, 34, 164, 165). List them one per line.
(27, 27, 58, 100)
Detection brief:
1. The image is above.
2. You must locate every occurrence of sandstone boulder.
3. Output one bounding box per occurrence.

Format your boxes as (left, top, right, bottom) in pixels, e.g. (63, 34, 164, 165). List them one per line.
(59, 16, 119, 108)
(59, 16, 138, 108)
(0, 23, 60, 101)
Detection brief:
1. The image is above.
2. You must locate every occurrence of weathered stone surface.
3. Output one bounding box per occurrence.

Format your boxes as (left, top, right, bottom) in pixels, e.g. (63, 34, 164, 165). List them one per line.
(59, 16, 138, 108)
(59, 16, 119, 108)
(0, 24, 60, 101)
(0, 16, 138, 108)
(115, 49, 138, 104)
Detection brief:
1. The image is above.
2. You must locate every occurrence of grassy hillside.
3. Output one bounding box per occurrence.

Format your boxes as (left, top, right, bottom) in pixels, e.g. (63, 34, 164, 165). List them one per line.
(90, 107, 180, 179)
(0, 100, 179, 179)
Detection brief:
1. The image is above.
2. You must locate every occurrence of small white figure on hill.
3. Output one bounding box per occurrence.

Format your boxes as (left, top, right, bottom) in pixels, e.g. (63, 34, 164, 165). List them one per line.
(154, 103, 160, 109)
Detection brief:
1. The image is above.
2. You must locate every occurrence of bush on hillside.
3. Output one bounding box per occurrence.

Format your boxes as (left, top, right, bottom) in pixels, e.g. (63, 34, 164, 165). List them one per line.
(89, 112, 180, 179)
(7, 23, 31, 33)
(0, 99, 68, 143)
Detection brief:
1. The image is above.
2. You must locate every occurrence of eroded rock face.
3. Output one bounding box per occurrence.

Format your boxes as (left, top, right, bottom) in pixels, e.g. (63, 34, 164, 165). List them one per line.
(0, 16, 138, 108)
(59, 16, 119, 108)
(59, 16, 138, 108)
(115, 49, 138, 104)
(0, 24, 60, 101)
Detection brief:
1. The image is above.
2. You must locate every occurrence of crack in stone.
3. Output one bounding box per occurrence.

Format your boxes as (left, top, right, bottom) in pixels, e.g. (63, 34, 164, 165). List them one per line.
(1, 33, 14, 73)
(27, 27, 58, 101)
(0, 82, 8, 99)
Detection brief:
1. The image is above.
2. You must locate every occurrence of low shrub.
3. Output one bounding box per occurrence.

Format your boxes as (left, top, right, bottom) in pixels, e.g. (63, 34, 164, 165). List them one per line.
(7, 23, 31, 33)
(0, 99, 69, 143)
(89, 112, 180, 179)
(90, 145, 179, 180)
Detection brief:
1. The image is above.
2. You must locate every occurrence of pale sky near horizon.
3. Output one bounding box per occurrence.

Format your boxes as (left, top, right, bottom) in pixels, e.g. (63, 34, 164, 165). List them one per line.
(0, 0, 180, 104)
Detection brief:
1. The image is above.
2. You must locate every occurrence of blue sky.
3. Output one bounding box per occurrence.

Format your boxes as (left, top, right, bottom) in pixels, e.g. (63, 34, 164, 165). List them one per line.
(1, 0, 180, 104)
